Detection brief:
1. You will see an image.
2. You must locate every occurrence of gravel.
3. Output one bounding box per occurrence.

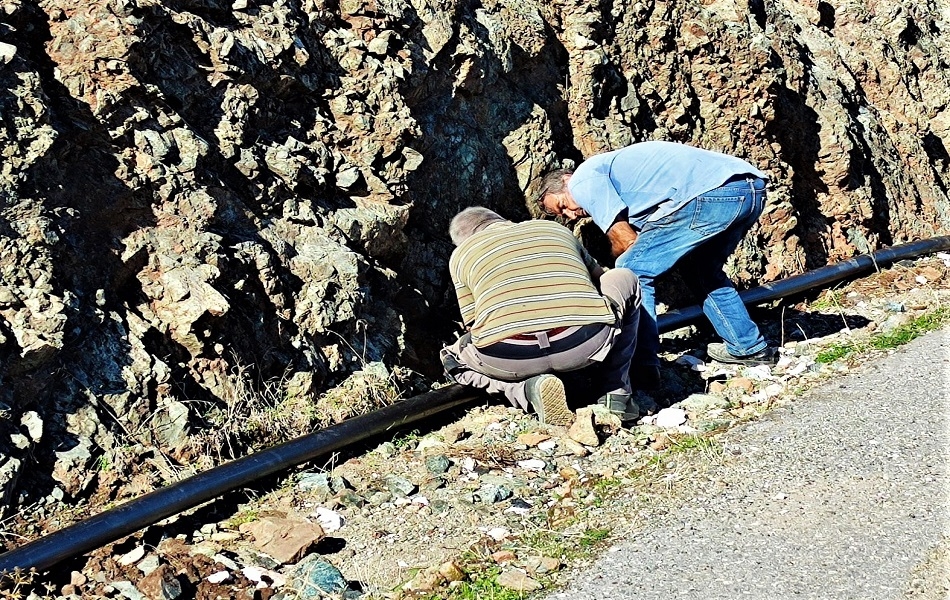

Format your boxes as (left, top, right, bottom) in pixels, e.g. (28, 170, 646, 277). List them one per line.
(547, 326, 950, 600)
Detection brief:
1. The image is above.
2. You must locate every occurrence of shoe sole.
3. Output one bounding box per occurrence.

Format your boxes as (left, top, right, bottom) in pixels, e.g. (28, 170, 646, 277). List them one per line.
(537, 376, 572, 426)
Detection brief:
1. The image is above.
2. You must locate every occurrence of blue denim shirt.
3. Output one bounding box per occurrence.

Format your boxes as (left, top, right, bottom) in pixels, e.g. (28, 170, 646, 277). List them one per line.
(568, 141, 768, 232)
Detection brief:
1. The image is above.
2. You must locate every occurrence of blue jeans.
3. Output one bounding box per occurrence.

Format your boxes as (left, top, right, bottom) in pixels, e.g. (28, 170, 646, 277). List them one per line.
(615, 177, 768, 367)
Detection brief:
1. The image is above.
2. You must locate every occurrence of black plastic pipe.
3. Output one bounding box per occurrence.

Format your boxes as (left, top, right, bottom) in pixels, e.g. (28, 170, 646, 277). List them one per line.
(2, 235, 948, 575)
(0, 384, 481, 574)
(657, 236, 950, 333)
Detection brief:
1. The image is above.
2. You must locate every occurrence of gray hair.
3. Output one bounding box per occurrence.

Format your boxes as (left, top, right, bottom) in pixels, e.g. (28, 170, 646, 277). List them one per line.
(449, 207, 508, 245)
(534, 168, 573, 215)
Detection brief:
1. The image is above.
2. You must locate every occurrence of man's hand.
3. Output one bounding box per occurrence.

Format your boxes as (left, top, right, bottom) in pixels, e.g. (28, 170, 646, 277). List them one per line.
(606, 220, 639, 258)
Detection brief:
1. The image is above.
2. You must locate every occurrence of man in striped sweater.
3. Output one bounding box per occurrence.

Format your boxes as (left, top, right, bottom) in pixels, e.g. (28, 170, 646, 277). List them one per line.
(440, 207, 642, 426)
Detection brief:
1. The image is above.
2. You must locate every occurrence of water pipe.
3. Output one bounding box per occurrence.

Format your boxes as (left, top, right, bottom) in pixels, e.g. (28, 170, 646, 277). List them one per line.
(1, 235, 948, 574)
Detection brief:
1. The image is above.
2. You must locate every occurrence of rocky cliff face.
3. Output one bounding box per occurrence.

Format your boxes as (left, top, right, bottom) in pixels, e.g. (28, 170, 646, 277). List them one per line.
(0, 0, 947, 508)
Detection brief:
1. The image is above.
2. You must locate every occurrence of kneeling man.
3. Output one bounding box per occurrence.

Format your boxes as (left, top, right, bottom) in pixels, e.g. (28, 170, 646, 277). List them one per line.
(440, 207, 642, 425)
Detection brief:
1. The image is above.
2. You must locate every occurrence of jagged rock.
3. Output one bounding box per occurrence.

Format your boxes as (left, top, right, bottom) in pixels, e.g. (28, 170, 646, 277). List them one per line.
(424, 454, 451, 474)
(283, 555, 348, 598)
(1, 0, 948, 550)
(384, 475, 417, 498)
(150, 400, 190, 451)
(136, 564, 182, 600)
(239, 517, 325, 564)
(568, 407, 600, 447)
(677, 394, 731, 417)
(0, 456, 21, 515)
(20, 410, 42, 442)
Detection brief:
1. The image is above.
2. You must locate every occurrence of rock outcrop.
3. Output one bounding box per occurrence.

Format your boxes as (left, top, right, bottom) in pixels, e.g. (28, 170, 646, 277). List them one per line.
(0, 0, 947, 510)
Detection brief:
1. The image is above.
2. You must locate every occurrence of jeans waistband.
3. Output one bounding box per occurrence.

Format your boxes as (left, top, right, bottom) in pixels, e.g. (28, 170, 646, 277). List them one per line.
(721, 173, 766, 190)
(477, 323, 608, 359)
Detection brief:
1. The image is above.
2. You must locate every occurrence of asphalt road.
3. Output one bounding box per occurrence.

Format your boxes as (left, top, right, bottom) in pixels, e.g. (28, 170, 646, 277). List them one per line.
(548, 327, 950, 600)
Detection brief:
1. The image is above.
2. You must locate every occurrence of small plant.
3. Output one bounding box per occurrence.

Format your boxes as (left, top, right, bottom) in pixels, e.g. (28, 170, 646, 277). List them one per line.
(0, 567, 45, 600)
(226, 509, 259, 528)
(95, 454, 112, 472)
(439, 566, 523, 600)
(871, 306, 949, 349)
(392, 429, 421, 450)
(815, 342, 855, 364)
(809, 288, 844, 311)
(816, 307, 950, 364)
(578, 527, 611, 548)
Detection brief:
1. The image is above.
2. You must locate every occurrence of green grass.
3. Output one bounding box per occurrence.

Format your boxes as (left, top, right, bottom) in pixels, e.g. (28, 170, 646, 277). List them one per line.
(578, 528, 611, 548)
(809, 288, 844, 311)
(815, 307, 950, 364)
(226, 509, 259, 528)
(442, 567, 524, 600)
(392, 429, 422, 450)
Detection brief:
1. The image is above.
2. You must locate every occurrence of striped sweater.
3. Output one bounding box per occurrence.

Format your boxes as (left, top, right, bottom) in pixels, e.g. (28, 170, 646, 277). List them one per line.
(449, 219, 614, 347)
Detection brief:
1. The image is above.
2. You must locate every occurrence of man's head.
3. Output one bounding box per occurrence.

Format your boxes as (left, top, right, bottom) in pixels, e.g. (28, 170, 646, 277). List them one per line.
(449, 206, 508, 246)
(535, 169, 589, 220)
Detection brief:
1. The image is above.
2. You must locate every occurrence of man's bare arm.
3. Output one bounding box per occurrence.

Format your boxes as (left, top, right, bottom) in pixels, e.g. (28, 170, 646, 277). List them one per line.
(606, 220, 639, 258)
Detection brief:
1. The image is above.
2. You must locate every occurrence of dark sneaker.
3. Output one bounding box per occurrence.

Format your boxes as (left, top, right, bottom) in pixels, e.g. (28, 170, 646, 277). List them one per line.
(631, 364, 661, 391)
(597, 392, 640, 422)
(706, 343, 778, 366)
(525, 375, 573, 426)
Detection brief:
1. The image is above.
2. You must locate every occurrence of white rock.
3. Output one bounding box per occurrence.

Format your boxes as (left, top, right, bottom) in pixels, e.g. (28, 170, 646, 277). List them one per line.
(486, 527, 510, 541)
(242, 566, 285, 589)
(743, 364, 774, 381)
(785, 361, 811, 377)
(313, 507, 343, 532)
(21, 411, 42, 442)
(415, 436, 447, 453)
(517, 459, 546, 472)
(0, 41, 16, 64)
(117, 546, 146, 566)
(505, 505, 531, 516)
(207, 571, 231, 584)
(654, 408, 687, 428)
(537, 439, 557, 451)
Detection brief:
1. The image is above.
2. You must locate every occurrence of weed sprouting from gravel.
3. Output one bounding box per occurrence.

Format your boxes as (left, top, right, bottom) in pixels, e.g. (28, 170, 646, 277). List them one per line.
(816, 306, 950, 364)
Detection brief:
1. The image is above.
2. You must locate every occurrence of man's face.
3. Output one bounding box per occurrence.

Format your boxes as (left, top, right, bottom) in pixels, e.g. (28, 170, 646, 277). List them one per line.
(542, 192, 589, 221)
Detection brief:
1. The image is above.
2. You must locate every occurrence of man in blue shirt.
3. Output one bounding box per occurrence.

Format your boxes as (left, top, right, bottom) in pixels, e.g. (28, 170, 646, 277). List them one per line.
(536, 141, 776, 389)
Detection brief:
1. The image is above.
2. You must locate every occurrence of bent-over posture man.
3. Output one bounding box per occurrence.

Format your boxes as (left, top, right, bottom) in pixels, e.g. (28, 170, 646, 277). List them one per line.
(537, 141, 775, 389)
(440, 207, 642, 425)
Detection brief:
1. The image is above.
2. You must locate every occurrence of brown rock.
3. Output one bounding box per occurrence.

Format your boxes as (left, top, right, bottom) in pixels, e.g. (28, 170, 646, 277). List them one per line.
(650, 434, 672, 451)
(496, 569, 542, 592)
(524, 556, 561, 574)
(239, 516, 325, 564)
(137, 564, 182, 600)
(403, 567, 445, 592)
(517, 432, 551, 447)
(559, 437, 589, 457)
(492, 550, 517, 564)
(567, 407, 600, 447)
(438, 560, 466, 582)
(727, 377, 755, 393)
